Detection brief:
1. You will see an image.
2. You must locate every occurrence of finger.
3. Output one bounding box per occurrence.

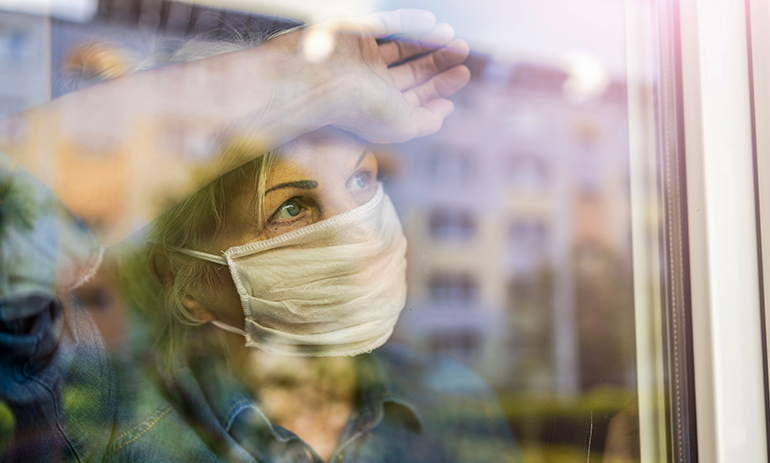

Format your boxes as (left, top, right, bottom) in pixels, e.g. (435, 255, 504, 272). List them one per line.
(403, 64, 471, 107)
(304, 10, 436, 62)
(379, 23, 455, 66)
(389, 39, 470, 91)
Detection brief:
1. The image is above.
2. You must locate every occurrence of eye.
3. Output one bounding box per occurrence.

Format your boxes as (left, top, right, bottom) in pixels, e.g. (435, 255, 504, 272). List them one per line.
(348, 172, 370, 192)
(272, 198, 302, 220)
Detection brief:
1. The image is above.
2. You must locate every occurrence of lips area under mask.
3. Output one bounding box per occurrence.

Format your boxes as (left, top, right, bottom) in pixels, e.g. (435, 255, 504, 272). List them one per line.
(175, 183, 408, 357)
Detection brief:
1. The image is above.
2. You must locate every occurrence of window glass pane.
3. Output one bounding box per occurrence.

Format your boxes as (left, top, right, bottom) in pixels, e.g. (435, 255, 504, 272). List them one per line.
(0, 1, 681, 462)
(429, 209, 476, 240)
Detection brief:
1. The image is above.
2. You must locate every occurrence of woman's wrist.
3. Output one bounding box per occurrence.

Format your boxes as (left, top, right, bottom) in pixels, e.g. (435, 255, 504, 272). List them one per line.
(232, 30, 348, 144)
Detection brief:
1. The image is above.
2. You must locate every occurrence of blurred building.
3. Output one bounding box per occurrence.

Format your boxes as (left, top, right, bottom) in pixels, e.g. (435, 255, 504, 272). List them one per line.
(0, 10, 48, 118)
(0, 4, 635, 395)
(388, 54, 632, 396)
(0, 2, 302, 349)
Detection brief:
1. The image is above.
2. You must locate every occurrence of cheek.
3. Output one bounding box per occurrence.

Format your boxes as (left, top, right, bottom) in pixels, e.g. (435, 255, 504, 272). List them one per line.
(265, 214, 315, 235)
(203, 266, 246, 328)
(355, 184, 377, 205)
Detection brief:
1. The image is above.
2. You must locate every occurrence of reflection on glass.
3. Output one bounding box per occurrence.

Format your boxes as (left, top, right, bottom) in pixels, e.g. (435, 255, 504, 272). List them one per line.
(0, 1, 673, 462)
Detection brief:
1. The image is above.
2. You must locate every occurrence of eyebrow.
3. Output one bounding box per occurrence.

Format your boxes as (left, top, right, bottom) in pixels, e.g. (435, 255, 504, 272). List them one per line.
(264, 150, 370, 195)
(265, 179, 318, 195)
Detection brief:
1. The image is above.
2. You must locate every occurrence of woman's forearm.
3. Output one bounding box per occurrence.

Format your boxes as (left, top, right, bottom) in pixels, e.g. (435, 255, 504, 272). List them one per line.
(0, 33, 338, 244)
(0, 10, 468, 245)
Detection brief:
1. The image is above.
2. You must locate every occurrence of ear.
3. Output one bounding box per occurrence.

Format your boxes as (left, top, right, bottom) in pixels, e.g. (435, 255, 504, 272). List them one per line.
(180, 295, 216, 323)
(149, 250, 216, 323)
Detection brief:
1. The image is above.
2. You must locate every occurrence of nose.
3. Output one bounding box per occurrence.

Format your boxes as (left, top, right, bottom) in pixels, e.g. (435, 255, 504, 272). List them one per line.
(319, 184, 358, 220)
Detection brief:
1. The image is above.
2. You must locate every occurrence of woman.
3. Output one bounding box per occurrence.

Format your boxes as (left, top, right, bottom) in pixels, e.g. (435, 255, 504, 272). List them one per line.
(0, 10, 518, 463)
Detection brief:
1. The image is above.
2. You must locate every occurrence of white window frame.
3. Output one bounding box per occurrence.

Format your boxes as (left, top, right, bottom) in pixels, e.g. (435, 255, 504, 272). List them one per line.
(679, 0, 769, 462)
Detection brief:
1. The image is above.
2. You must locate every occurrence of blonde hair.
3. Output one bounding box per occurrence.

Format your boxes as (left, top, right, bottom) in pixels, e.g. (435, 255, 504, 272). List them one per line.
(117, 27, 298, 361)
(120, 146, 275, 361)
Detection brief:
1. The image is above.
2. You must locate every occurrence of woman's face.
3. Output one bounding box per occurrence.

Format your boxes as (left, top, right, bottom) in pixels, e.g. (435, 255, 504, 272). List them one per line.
(185, 129, 380, 326)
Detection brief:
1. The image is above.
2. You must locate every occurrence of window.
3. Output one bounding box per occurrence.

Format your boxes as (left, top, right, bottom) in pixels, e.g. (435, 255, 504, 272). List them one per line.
(429, 273, 478, 304)
(573, 117, 605, 197)
(428, 330, 482, 358)
(508, 63, 569, 95)
(508, 219, 550, 273)
(508, 272, 552, 308)
(508, 152, 549, 190)
(426, 146, 474, 183)
(5, 0, 752, 461)
(0, 13, 46, 116)
(0, 26, 26, 62)
(429, 209, 475, 240)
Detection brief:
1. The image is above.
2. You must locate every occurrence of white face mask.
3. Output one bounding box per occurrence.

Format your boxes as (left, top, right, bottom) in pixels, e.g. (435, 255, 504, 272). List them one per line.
(174, 183, 408, 357)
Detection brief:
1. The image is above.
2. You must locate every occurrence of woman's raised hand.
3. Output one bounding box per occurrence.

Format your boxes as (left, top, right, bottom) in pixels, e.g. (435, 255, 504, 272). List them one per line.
(1, 10, 469, 244)
(265, 9, 471, 144)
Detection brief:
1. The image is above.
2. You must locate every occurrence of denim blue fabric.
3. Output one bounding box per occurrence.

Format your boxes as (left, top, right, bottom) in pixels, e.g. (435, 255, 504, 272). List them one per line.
(0, 157, 521, 463)
(1, 155, 115, 463)
(130, 341, 522, 463)
(0, 154, 103, 314)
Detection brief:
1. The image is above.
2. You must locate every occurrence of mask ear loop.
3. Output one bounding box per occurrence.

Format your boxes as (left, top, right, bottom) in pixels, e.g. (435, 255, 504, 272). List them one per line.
(169, 247, 228, 265)
(167, 247, 246, 336)
(210, 320, 247, 336)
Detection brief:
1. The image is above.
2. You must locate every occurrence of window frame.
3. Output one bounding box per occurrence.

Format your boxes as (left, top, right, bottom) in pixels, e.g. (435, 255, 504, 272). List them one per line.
(677, 0, 769, 462)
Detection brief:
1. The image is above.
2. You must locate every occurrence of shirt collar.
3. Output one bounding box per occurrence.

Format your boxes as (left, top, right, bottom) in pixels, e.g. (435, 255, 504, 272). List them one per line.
(163, 342, 425, 455)
(358, 347, 425, 433)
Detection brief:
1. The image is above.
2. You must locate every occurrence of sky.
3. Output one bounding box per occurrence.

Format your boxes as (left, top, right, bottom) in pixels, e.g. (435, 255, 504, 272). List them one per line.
(375, 0, 626, 75)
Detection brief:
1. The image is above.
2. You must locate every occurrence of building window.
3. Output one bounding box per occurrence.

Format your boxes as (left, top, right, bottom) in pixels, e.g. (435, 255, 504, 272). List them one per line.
(426, 146, 474, 183)
(573, 117, 605, 197)
(429, 330, 482, 358)
(429, 273, 478, 304)
(429, 209, 476, 240)
(0, 26, 28, 64)
(508, 270, 553, 309)
(509, 220, 550, 272)
(508, 153, 549, 190)
(508, 63, 569, 94)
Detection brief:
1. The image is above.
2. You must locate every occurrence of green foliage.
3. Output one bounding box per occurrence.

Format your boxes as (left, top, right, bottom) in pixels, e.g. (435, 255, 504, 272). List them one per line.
(521, 443, 605, 463)
(0, 400, 15, 457)
(499, 389, 636, 463)
(573, 245, 635, 390)
(0, 180, 38, 240)
(498, 388, 635, 420)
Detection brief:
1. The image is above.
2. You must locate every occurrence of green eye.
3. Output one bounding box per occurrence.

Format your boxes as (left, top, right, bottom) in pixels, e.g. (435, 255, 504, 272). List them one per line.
(349, 172, 368, 191)
(273, 199, 301, 219)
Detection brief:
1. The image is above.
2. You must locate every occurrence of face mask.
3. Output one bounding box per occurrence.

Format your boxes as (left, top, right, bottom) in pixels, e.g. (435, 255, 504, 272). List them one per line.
(173, 183, 408, 357)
